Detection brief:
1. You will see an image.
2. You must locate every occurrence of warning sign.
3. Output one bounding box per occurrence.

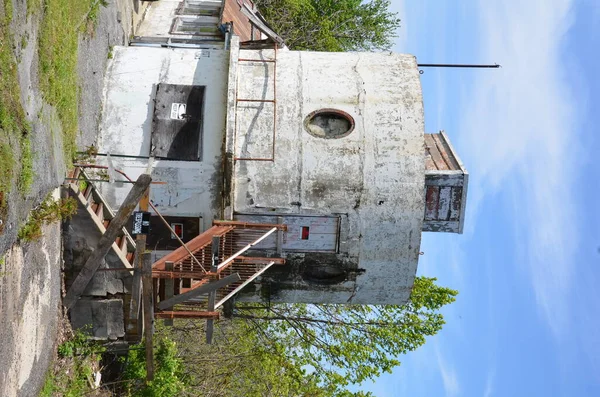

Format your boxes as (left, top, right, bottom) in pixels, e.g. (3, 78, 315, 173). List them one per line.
(170, 103, 187, 120)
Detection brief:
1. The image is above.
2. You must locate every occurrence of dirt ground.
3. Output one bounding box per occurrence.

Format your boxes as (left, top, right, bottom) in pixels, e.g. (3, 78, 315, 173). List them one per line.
(0, 0, 146, 395)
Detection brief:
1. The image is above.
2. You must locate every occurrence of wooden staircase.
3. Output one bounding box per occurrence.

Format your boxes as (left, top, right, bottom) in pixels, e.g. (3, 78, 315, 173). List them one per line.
(67, 167, 137, 269)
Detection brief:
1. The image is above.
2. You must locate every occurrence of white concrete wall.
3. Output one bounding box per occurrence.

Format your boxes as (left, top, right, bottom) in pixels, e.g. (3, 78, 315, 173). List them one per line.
(97, 46, 229, 222)
(229, 50, 426, 304)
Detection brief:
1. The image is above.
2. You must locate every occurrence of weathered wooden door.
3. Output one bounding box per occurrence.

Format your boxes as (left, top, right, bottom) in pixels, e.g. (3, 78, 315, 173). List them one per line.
(234, 214, 340, 253)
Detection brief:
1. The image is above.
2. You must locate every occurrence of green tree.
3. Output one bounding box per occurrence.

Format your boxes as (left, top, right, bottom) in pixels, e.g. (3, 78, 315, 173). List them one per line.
(233, 277, 457, 395)
(254, 0, 401, 52)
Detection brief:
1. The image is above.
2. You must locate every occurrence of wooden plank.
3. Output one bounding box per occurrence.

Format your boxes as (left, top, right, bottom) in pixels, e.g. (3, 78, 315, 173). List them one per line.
(233, 214, 339, 252)
(142, 252, 154, 383)
(222, 0, 252, 41)
(432, 133, 460, 170)
(63, 174, 152, 309)
(422, 220, 460, 233)
(163, 262, 175, 326)
(425, 153, 436, 171)
(158, 273, 241, 311)
(206, 236, 220, 344)
(424, 173, 464, 187)
(424, 186, 440, 221)
(438, 187, 452, 221)
(449, 187, 463, 221)
(425, 134, 447, 170)
(276, 216, 283, 255)
(130, 187, 150, 321)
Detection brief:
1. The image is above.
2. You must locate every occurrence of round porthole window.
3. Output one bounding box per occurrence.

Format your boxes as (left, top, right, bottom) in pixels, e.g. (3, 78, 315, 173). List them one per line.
(304, 109, 355, 139)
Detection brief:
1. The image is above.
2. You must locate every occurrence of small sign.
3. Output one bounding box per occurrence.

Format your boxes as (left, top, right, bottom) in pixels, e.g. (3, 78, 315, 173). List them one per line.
(132, 211, 151, 235)
(170, 103, 187, 120)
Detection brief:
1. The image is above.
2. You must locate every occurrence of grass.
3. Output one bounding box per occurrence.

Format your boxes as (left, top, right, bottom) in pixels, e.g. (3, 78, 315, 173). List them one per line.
(18, 132, 33, 193)
(18, 195, 77, 241)
(38, 0, 106, 162)
(40, 329, 105, 397)
(0, 0, 29, 198)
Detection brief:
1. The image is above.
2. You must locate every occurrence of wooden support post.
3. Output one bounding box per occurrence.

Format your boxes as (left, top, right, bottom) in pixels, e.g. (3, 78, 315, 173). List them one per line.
(205, 236, 220, 344)
(63, 174, 152, 309)
(276, 216, 283, 255)
(142, 252, 154, 383)
(163, 261, 174, 326)
(129, 186, 149, 334)
(157, 273, 241, 310)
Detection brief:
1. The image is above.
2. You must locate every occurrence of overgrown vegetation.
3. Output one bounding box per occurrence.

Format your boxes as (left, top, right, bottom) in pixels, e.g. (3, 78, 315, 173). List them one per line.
(18, 133, 33, 193)
(40, 329, 105, 397)
(254, 0, 401, 51)
(18, 195, 77, 241)
(38, 0, 107, 161)
(0, 0, 32, 200)
(121, 336, 188, 397)
(146, 277, 457, 396)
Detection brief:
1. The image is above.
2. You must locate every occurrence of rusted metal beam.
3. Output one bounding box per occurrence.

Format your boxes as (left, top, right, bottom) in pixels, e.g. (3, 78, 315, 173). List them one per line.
(237, 256, 286, 265)
(206, 236, 220, 344)
(157, 273, 241, 311)
(63, 174, 152, 309)
(142, 252, 154, 383)
(213, 220, 287, 230)
(155, 311, 220, 319)
(152, 270, 215, 279)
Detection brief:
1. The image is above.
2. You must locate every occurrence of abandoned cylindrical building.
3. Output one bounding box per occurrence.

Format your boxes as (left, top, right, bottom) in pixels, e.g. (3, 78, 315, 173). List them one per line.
(226, 43, 426, 304)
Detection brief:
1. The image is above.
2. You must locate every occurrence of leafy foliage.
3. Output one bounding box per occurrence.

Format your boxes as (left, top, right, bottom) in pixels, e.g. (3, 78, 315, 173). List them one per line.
(122, 337, 188, 397)
(254, 0, 401, 51)
(41, 329, 104, 397)
(233, 277, 457, 394)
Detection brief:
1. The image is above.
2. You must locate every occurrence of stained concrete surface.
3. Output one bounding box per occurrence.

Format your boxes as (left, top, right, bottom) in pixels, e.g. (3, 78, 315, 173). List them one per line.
(0, 0, 148, 395)
(0, 223, 62, 397)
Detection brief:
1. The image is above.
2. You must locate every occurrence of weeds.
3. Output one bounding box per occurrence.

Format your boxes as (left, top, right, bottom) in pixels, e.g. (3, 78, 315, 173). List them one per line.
(40, 329, 105, 397)
(38, 0, 107, 162)
(18, 134, 33, 193)
(122, 337, 188, 397)
(0, 0, 29, 197)
(18, 195, 77, 241)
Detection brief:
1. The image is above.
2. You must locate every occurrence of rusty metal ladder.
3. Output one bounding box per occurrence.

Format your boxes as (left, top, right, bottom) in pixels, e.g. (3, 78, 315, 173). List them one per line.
(234, 42, 278, 161)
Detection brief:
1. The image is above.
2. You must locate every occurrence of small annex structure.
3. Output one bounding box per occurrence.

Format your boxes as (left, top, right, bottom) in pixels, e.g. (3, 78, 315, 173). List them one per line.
(83, 0, 469, 326)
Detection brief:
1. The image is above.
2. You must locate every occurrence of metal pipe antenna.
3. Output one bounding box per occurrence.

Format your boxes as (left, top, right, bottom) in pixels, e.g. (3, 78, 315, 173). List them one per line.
(417, 63, 501, 68)
(417, 63, 501, 74)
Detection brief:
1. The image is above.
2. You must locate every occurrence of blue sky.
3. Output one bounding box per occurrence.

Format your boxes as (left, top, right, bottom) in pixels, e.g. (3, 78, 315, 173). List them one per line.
(363, 1, 600, 396)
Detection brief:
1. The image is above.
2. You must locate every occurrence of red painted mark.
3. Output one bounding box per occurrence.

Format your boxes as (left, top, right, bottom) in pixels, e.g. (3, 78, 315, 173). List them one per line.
(301, 226, 310, 240)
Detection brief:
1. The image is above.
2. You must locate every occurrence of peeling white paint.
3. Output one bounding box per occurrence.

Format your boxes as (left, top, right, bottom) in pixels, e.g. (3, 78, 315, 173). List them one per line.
(228, 49, 426, 304)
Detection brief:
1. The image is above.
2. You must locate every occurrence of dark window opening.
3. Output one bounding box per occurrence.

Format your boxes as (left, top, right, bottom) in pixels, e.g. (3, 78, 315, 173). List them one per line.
(304, 109, 355, 139)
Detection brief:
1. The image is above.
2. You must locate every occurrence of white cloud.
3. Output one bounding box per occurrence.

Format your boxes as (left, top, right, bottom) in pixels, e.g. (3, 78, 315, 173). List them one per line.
(458, 0, 580, 337)
(436, 344, 461, 397)
(483, 368, 495, 397)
